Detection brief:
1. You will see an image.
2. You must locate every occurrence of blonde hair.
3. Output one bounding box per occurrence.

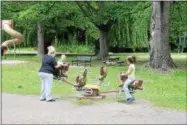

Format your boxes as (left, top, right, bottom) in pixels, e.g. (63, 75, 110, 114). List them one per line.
(47, 46, 56, 57)
(61, 54, 66, 60)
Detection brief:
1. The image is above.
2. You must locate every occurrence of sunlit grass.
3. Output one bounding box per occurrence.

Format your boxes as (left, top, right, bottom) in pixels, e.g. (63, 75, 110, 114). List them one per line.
(2, 53, 186, 110)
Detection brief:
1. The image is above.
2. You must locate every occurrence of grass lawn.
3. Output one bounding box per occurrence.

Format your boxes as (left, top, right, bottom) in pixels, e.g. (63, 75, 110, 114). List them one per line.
(1, 53, 186, 111)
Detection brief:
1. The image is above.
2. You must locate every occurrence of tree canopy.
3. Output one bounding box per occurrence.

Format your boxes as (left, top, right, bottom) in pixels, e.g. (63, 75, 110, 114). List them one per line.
(1, 1, 186, 52)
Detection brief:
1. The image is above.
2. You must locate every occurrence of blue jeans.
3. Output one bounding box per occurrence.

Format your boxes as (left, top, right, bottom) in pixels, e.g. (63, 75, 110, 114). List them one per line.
(38, 72, 53, 101)
(123, 77, 135, 99)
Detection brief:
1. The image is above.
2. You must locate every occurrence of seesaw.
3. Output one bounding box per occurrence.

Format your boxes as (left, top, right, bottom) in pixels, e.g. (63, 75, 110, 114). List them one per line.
(77, 70, 144, 100)
(56, 66, 144, 100)
(56, 67, 110, 100)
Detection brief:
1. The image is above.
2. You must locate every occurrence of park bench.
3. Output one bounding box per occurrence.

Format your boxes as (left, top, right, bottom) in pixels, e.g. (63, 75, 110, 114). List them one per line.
(117, 61, 124, 66)
(72, 56, 92, 67)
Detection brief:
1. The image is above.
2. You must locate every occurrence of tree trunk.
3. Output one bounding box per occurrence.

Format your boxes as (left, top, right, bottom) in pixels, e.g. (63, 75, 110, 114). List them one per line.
(85, 30, 88, 46)
(149, 1, 176, 71)
(98, 30, 108, 60)
(44, 32, 55, 54)
(37, 22, 44, 56)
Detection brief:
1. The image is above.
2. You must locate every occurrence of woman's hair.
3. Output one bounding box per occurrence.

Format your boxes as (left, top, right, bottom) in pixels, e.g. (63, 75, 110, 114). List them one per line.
(127, 56, 136, 64)
(47, 46, 56, 57)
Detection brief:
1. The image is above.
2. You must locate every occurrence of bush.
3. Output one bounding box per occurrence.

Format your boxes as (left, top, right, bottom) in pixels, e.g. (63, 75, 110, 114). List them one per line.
(55, 44, 95, 54)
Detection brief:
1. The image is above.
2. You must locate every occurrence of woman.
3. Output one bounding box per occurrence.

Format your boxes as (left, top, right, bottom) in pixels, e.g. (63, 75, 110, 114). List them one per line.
(38, 46, 62, 102)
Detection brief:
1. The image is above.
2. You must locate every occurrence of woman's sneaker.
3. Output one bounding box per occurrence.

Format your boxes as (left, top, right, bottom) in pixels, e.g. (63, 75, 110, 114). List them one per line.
(40, 98, 46, 101)
(126, 97, 135, 104)
(46, 99, 56, 102)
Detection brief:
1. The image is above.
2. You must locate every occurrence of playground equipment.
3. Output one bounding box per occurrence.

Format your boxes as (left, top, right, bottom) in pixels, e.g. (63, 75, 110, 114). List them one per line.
(76, 67, 109, 100)
(98, 66, 107, 84)
(81, 67, 107, 96)
(119, 73, 143, 94)
(54, 63, 70, 79)
(1, 20, 23, 56)
(57, 68, 88, 89)
(82, 84, 101, 96)
(58, 66, 143, 100)
(58, 66, 109, 99)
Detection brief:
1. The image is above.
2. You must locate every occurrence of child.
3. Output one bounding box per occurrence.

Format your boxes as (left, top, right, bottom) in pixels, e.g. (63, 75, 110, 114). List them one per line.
(119, 56, 136, 103)
(57, 55, 70, 78)
(58, 55, 66, 64)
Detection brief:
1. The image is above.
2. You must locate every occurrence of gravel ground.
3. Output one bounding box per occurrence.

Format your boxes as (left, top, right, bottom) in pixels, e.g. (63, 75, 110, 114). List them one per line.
(2, 93, 186, 124)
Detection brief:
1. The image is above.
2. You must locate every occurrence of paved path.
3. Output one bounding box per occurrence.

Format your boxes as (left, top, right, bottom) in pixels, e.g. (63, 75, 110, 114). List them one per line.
(1, 60, 27, 64)
(2, 93, 186, 124)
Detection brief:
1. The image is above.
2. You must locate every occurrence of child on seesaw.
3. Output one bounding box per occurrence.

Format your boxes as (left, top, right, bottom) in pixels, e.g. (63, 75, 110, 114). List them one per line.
(119, 56, 136, 103)
(57, 54, 70, 78)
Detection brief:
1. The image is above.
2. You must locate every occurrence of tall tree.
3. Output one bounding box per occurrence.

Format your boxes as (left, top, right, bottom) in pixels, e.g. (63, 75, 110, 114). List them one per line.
(76, 1, 115, 60)
(16, 1, 98, 55)
(76, 2, 151, 59)
(18, 2, 56, 56)
(149, 1, 176, 71)
(37, 22, 44, 56)
(108, 2, 152, 50)
(170, 2, 187, 51)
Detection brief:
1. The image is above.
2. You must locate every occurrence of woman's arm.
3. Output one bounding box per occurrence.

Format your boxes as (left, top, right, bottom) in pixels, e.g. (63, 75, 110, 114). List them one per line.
(51, 57, 62, 69)
(54, 63, 62, 69)
(61, 77, 77, 86)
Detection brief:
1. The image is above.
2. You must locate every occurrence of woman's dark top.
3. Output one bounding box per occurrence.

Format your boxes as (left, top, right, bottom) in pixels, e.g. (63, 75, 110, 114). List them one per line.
(39, 55, 57, 74)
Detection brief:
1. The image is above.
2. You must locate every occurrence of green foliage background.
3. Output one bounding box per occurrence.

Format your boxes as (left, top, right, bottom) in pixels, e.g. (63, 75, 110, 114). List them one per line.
(1, 1, 187, 51)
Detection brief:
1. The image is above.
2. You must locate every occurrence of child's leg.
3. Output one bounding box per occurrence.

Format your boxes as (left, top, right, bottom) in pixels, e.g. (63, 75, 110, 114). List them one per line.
(60, 68, 68, 77)
(123, 78, 135, 99)
(59, 69, 62, 76)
